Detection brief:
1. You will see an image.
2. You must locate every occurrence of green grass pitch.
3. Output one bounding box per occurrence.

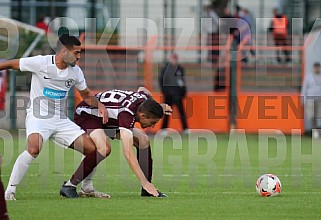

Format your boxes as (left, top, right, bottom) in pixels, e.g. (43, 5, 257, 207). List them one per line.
(1, 132, 321, 219)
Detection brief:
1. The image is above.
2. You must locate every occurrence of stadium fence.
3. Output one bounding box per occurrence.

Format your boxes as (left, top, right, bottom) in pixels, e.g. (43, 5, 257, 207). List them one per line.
(76, 32, 308, 134)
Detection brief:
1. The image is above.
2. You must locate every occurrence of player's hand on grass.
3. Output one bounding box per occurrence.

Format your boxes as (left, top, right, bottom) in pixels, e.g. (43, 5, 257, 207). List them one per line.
(98, 102, 108, 124)
(161, 103, 172, 115)
(142, 181, 159, 197)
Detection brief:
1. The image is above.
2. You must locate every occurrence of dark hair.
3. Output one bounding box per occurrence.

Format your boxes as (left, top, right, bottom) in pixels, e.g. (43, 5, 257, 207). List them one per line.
(314, 62, 320, 67)
(56, 34, 81, 51)
(138, 98, 164, 119)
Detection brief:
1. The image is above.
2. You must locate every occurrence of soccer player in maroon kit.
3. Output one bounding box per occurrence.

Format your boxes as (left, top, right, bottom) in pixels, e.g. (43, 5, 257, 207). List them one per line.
(64, 87, 171, 197)
(0, 156, 9, 220)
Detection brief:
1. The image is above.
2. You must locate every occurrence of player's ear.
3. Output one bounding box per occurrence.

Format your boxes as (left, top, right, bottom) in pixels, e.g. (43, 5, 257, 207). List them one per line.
(137, 112, 146, 119)
(62, 47, 69, 54)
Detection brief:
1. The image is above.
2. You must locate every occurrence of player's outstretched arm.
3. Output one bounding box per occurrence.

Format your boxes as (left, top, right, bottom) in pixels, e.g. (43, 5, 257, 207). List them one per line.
(120, 129, 159, 197)
(0, 59, 20, 71)
(78, 87, 108, 123)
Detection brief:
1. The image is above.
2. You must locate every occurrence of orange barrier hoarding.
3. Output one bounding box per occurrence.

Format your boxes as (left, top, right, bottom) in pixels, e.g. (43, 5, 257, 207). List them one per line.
(146, 92, 230, 133)
(236, 93, 303, 134)
(74, 90, 230, 133)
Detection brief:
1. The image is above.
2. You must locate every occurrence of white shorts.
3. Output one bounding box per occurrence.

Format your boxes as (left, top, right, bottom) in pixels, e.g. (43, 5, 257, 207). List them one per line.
(25, 114, 85, 148)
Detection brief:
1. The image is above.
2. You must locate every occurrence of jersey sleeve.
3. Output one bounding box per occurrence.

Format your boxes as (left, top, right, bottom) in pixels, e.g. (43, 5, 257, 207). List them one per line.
(19, 55, 44, 73)
(138, 90, 149, 98)
(118, 111, 135, 129)
(75, 67, 87, 91)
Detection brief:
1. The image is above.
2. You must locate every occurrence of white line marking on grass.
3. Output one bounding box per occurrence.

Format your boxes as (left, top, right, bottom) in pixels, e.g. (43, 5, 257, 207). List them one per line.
(2, 173, 321, 178)
(12, 191, 321, 197)
(161, 174, 321, 177)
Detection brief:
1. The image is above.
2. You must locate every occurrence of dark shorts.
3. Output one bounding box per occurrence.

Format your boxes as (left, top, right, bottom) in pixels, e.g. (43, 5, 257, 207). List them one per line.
(74, 112, 119, 138)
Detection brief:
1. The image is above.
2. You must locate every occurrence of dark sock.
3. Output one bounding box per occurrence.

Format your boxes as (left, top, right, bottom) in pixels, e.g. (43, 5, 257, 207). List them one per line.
(70, 150, 105, 186)
(137, 146, 153, 182)
(0, 179, 9, 220)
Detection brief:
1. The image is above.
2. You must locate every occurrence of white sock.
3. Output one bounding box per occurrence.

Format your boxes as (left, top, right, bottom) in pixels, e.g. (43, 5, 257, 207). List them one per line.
(81, 168, 96, 192)
(5, 150, 35, 194)
(64, 180, 76, 188)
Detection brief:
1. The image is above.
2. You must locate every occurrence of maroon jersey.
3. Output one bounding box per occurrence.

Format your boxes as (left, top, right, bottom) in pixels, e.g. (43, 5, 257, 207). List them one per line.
(74, 89, 148, 132)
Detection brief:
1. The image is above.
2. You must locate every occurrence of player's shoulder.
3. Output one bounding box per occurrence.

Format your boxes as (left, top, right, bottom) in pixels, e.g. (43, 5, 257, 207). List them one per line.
(118, 111, 136, 128)
(72, 64, 81, 70)
(20, 55, 54, 70)
(24, 55, 50, 62)
(137, 90, 149, 99)
(69, 64, 83, 74)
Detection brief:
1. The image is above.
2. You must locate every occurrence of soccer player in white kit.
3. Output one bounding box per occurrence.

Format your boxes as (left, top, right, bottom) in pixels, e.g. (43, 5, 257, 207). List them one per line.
(0, 34, 109, 200)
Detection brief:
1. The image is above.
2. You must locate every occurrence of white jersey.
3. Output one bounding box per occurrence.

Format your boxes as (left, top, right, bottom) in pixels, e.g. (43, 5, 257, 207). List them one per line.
(20, 55, 87, 118)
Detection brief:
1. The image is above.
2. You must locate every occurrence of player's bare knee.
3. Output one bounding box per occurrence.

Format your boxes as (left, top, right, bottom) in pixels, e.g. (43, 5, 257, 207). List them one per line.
(77, 134, 96, 154)
(139, 135, 150, 149)
(27, 133, 42, 157)
(105, 144, 111, 157)
(27, 145, 41, 157)
(79, 141, 97, 156)
(97, 143, 111, 157)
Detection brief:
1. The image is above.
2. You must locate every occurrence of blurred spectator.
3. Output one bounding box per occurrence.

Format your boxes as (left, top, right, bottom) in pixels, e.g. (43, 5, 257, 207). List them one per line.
(270, 8, 291, 63)
(159, 53, 188, 134)
(0, 70, 6, 111)
(34, 16, 54, 54)
(0, 71, 3, 93)
(301, 62, 321, 138)
(36, 15, 51, 34)
(235, 4, 241, 18)
(214, 7, 233, 90)
(220, 7, 234, 36)
(237, 7, 255, 63)
(204, 4, 219, 62)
